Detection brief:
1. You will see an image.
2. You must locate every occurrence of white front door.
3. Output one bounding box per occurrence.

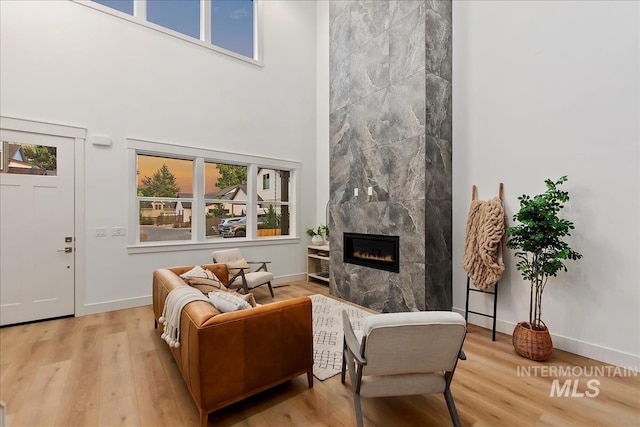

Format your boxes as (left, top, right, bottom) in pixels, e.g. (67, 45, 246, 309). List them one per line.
(0, 130, 75, 325)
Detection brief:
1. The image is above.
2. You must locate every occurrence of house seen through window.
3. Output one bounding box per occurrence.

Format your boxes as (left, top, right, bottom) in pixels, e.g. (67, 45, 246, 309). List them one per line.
(136, 153, 293, 244)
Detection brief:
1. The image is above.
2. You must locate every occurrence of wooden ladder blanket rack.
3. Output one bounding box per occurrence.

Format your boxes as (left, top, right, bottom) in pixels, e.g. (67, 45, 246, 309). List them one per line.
(464, 183, 504, 341)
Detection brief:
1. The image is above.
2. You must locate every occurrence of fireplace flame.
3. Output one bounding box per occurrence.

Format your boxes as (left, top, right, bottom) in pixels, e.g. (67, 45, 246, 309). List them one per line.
(353, 250, 394, 263)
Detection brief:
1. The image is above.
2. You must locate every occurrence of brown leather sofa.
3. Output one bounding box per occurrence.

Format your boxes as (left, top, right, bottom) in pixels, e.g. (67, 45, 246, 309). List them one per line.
(153, 264, 313, 427)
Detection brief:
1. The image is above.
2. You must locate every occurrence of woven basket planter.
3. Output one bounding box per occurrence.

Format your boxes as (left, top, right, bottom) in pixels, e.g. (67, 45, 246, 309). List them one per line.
(512, 321, 553, 361)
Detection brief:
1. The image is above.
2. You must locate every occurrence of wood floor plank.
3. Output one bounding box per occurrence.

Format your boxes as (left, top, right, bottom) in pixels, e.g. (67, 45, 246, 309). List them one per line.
(100, 331, 137, 402)
(132, 349, 185, 427)
(98, 395, 142, 427)
(0, 280, 638, 427)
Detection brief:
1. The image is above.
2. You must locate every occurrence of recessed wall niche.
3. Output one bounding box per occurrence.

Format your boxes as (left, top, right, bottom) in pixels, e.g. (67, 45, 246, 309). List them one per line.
(328, 0, 452, 313)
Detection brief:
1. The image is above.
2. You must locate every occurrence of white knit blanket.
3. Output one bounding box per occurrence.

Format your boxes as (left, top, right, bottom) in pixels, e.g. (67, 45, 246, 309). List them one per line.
(159, 286, 211, 348)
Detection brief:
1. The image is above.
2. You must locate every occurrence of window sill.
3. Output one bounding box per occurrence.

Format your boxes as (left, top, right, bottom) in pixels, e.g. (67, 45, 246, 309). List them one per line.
(127, 236, 300, 254)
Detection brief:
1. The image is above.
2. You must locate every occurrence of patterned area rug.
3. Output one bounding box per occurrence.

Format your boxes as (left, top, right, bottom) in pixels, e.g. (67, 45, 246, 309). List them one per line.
(310, 294, 373, 381)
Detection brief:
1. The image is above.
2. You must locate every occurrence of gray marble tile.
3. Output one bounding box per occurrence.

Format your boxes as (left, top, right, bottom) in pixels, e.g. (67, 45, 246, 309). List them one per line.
(350, 88, 392, 146)
(389, 3, 425, 83)
(330, 0, 350, 21)
(330, 261, 351, 301)
(350, 32, 390, 103)
(426, 0, 451, 23)
(389, 200, 426, 264)
(330, 57, 351, 113)
(390, 0, 424, 25)
(425, 259, 452, 310)
(352, 144, 389, 203)
(349, 265, 391, 312)
(425, 199, 452, 263)
(350, 0, 390, 52)
(426, 8, 452, 81)
(329, 105, 351, 152)
(330, 6, 350, 66)
(388, 261, 426, 311)
(424, 135, 451, 201)
(425, 73, 451, 140)
(329, 109, 351, 205)
(383, 135, 425, 201)
(388, 69, 426, 143)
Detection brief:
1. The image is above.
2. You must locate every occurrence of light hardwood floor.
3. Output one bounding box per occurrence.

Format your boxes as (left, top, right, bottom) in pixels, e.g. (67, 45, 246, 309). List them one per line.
(1, 280, 638, 427)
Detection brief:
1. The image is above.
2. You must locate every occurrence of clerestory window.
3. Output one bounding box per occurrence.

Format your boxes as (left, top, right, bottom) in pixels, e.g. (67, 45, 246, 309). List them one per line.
(83, 0, 259, 63)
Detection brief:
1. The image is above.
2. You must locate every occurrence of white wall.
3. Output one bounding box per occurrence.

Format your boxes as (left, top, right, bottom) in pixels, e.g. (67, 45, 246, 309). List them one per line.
(452, 0, 639, 367)
(0, 0, 319, 313)
(315, 1, 330, 226)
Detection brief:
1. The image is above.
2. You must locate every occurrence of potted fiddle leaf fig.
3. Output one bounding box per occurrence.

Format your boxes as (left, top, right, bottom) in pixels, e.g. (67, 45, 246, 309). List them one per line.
(506, 176, 582, 361)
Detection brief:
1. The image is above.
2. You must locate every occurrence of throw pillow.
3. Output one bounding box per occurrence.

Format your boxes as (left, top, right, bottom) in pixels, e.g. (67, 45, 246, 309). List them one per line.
(187, 280, 227, 295)
(208, 291, 252, 313)
(240, 292, 257, 307)
(180, 265, 215, 280)
(184, 276, 226, 289)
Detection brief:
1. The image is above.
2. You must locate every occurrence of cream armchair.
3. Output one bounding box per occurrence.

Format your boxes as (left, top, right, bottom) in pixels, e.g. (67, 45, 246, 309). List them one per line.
(341, 310, 467, 427)
(212, 248, 275, 297)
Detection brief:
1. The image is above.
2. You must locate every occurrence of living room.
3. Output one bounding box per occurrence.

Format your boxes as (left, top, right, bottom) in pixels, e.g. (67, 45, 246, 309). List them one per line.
(0, 0, 638, 426)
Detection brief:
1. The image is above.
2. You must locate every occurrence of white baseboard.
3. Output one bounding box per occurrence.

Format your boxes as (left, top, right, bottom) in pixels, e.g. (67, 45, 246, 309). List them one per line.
(82, 295, 152, 316)
(453, 307, 640, 370)
(273, 272, 307, 284)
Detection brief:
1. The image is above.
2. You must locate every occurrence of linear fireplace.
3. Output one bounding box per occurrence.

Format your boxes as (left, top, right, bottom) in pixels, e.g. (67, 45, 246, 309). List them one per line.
(343, 233, 400, 273)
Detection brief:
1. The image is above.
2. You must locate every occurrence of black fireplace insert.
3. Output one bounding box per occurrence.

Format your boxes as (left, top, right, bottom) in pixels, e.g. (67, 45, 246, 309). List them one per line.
(343, 232, 400, 273)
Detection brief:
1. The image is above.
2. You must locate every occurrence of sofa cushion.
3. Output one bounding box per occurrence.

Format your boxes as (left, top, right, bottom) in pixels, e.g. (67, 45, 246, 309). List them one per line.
(208, 291, 252, 312)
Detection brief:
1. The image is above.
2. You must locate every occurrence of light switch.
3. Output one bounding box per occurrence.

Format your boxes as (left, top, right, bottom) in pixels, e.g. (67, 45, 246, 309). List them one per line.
(367, 186, 373, 196)
(354, 188, 359, 196)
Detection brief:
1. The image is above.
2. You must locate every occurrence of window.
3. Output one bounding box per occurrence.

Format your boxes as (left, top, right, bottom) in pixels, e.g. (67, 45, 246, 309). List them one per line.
(129, 139, 298, 248)
(256, 168, 290, 239)
(137, 155, 193, 242)
(92, 0, 133, 15)
(147, 0, 200, 39)
(205, 162, 248, 239)
(212, 0, 254, 58)
(1, 141, 57, 176)
(86, 0, 259, 62)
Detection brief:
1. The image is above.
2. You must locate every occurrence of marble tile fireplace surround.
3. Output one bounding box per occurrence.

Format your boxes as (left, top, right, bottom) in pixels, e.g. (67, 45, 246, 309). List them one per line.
(328, 0, 452, 313)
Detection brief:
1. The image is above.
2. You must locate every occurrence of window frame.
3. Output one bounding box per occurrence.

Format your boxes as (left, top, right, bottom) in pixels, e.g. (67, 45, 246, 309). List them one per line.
(127, 138, 299, 253)
(74, 0, 263, 66)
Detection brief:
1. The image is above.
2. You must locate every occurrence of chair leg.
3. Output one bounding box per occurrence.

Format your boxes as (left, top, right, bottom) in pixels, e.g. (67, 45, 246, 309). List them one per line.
(353, 392, 364, 427)
(267, 282, 274, 298)
(444, 388, 462, 427)
(307, 370, 314, 388)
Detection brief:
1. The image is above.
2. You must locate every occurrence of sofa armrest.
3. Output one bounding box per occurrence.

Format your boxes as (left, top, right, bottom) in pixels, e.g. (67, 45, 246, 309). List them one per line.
(191, 297, 313, 412)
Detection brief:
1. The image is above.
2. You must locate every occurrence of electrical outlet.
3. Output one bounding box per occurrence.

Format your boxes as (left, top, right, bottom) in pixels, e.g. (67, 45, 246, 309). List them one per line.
(95, 227, 107, 237)
(112, 227, 126, 237)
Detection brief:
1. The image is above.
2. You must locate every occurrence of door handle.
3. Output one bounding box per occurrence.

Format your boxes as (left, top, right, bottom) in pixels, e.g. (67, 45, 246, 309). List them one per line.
(57, 247, 73, 253)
